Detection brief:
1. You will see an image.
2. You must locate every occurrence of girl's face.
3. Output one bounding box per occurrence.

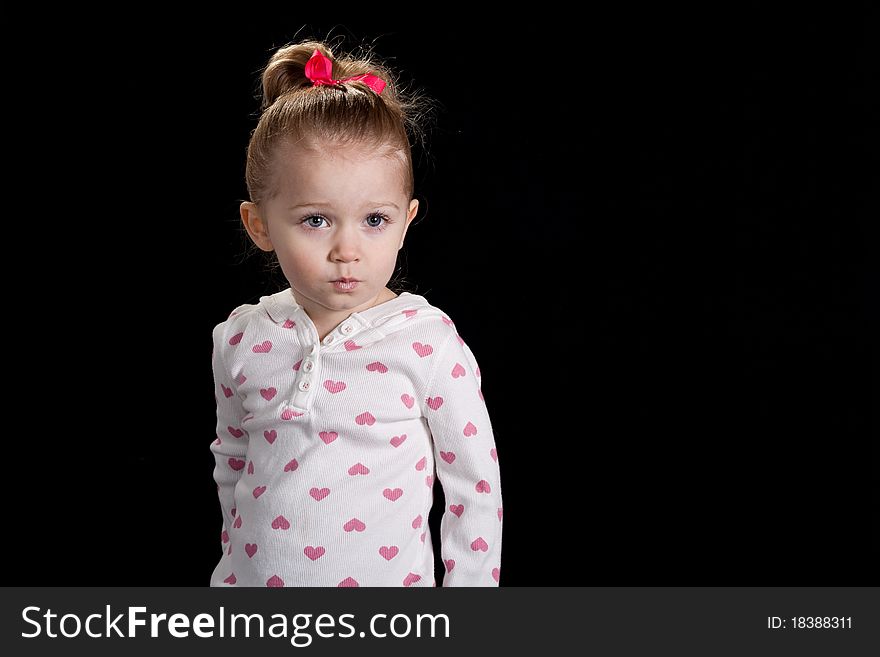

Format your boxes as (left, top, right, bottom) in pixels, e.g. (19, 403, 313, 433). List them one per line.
(241, 140, 418, 317)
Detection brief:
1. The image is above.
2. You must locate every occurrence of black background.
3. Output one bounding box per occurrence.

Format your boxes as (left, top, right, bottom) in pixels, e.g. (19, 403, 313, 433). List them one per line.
(11, 6, 875, 584)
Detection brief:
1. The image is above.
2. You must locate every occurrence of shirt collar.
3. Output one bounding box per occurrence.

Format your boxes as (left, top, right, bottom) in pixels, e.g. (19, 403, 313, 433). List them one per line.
(260, 287, 420, 329)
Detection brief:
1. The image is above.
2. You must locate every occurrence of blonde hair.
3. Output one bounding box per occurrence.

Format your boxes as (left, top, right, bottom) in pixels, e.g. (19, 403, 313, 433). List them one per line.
(245, 39, 431, 205)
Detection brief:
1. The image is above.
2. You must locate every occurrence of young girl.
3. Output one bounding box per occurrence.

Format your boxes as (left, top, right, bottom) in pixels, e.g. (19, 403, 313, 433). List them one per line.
(209, 40, 503, 587)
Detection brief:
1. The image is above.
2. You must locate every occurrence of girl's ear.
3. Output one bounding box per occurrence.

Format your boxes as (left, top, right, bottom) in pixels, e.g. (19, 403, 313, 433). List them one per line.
(399, 198, 419, 249)
(240, 202, 274, 251)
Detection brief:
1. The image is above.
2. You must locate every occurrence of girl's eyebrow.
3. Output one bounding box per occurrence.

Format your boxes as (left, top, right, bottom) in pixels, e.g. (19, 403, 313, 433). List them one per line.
(370, 201, 400, 211)
(288, 201, 400, 211)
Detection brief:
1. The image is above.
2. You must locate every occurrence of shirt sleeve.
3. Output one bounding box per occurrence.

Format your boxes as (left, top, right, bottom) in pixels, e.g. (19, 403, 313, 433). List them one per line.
(209, 321, 249, 555)
(423, 330, 503, 586)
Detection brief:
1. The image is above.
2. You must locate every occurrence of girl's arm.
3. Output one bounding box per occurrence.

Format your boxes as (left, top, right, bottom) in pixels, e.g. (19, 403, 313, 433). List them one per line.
(209, 322, 249, 554)
(424, 329, 503, 586)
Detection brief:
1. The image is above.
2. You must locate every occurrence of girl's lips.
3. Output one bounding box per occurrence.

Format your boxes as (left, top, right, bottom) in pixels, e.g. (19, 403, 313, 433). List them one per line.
(332, 280, 359, 292)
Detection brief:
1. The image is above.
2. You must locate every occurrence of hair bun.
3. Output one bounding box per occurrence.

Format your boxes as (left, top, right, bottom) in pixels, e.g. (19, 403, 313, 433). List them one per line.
(260, 40, 396, 109)
(260, 41, 334, 109)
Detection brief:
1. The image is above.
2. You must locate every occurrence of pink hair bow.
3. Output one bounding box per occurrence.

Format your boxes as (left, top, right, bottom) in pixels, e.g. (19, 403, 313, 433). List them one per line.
(304, 49, 387, 94)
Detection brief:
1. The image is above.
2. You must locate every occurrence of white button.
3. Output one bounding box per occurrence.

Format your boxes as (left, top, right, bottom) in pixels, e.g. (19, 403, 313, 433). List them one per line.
(324, 334, 334, 344)
(342, 324, 353, 334)
(298, 379, 311, 391)
(303, 359, 314, 372)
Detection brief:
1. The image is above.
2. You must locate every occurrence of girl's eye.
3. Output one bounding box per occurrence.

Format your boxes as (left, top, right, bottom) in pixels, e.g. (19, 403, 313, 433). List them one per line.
(304, 215, 327, 228)
(365, 214, 387, 229)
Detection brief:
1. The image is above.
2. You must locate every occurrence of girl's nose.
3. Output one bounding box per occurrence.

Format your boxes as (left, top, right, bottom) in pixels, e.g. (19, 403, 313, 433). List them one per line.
(330, 227, 360, 263)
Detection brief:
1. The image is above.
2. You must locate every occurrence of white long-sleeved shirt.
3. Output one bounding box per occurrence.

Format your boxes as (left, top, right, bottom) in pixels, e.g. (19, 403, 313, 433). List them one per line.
(209, 288, 503, 587)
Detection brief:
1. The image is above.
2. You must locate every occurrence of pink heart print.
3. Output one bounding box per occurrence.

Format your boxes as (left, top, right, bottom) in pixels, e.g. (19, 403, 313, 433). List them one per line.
(426, 396, 444, 410)
(425, 475, 434, 488)
(403, 573, 421, 587)
(366, 361, 388, 373)
(389, 434, 407, 447)
(498, 507, 503, 521)
(247, 461, 254, 475)
(281, 408, 303, 420)
(252, 485, 266, 498)
(235, 374, 247, 385)
(348, 463, 370, 475)
(343, 518, 366, 532)
(264, 430, 277, 444)
(451, 363, 466, 378)
(227, 426, 244, 438)
(304, 546, 325, 561)
(355, 411, 376, 426)
(271, 515, 290, 530)
(492, 567, 500, 582)
(293, 359, 302, 371)
(415, 457, 426, 471)
(440, 451, 456, 464)
(449, 504, 464, 517)
(379, 546, 399, 560)
(221, 530, 229, 544)
(282, 319, 296, 329)
(403, 309, 418, 318)
(245, 543, 258, 558)
(471, 537, 489, 552)
(412, 341, 433, 357)
(223, 573, 237, 584)
(323, 380, 347, 393)
(252, 340, 272, 353)
(401, 394, 415, 409)
(463, 422, 478, 436)
(444, 559, 455, 572)
(228, 458, 245, 471)
(232, 516, 242, 529)
(310, 487, 330, 501)
(266, 575, 284, 587)
(412, 515, 423, 529)
(441, 317, 454, 327)
(475, 479, 491, 493)
(490, 448, 498, 462)
(284, 458, 299, 472)
(344, 340, 361, 351)
(383, 487, 403, 501)
(221, 384, 233, 398)
(228, 332, 243, 346)
(319, 431, 338, 445)
(338, 577, 359, 587)
(260, 387, 276, 401)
